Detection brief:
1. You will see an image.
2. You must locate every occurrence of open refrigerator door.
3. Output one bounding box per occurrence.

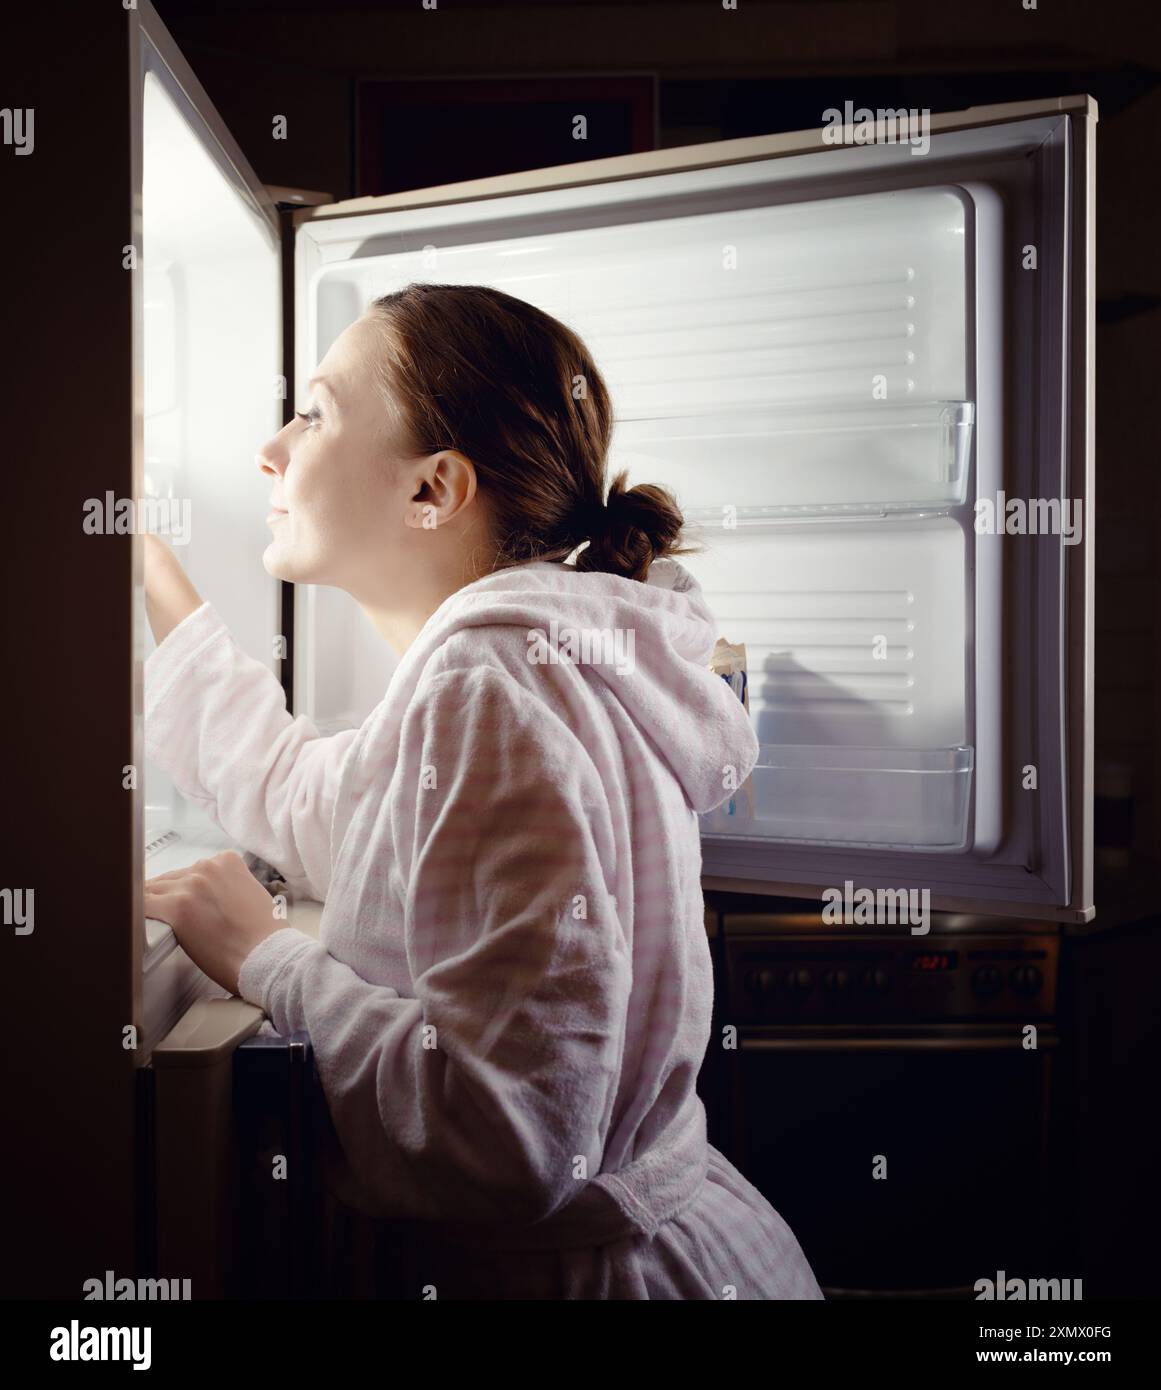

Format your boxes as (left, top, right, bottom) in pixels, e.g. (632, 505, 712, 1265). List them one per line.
(135, 18, 283, 1051)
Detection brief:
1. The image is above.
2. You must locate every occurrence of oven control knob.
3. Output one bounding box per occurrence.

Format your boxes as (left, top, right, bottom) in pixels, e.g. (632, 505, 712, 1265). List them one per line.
(782, 967, 813, 997)
(748, 967, 777, 998)
(822, 967, 852, 993)
(860, 966, 892, 996)
(972, 964, 1005, 997)
(1009, 964, 1043, 997)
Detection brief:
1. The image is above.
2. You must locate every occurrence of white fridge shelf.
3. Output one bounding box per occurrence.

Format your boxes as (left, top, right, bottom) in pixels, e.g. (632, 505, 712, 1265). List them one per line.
(701, 744, 974, 851)
(610, 400, 973, 521)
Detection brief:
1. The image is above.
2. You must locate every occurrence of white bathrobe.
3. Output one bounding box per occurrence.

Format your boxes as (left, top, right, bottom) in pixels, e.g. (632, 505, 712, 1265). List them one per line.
(144, 557, 823, 1300)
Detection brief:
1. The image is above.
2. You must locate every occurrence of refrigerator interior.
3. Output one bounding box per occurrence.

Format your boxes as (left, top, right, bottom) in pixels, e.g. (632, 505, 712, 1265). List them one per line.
(299, 180, 993, 855)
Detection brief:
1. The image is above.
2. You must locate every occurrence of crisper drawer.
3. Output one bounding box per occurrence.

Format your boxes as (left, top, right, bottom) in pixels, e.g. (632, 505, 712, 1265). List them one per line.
(703, 744, 973, 850)
(688, 516, 975, 852)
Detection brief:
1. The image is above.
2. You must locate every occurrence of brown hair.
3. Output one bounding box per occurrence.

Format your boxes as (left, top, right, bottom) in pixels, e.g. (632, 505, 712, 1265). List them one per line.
(364, 282, 696, 583)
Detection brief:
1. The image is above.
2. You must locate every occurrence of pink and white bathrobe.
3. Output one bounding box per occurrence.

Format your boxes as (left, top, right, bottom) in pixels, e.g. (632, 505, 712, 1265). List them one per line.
(145, 556, 823, 1299)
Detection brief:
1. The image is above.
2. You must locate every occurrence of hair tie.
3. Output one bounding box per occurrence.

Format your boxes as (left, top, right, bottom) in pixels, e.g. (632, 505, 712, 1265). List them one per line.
(574, 494, 610, 540)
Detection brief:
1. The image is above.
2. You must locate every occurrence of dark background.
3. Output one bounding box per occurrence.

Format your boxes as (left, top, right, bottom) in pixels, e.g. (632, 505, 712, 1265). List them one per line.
(2, 0, 1158, 1304)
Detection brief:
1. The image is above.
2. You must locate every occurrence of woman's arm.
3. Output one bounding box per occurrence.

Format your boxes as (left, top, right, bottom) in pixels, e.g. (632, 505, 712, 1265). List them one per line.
(143, 538, 357, 902)
(143, 532, 204, 645)
(236, 664, 631, 1224)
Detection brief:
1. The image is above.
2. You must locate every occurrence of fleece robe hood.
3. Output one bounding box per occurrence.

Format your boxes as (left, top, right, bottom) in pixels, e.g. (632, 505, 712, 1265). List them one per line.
(353, 555, 759, 821)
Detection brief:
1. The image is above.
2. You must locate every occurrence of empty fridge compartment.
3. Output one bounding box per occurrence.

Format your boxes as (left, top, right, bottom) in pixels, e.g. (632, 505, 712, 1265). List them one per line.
(610, 400, 973, 519)
(702, 744, 974, 850)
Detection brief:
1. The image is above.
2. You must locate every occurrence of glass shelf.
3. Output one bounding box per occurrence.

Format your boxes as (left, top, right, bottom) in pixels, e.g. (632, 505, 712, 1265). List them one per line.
(701, 744, 974, 851)
(610, 400, 973, 522)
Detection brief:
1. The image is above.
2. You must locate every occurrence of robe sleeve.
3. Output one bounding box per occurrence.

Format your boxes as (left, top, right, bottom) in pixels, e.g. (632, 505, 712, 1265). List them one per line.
(144, 599, 358, 902)
(235, 664, 632, 1225)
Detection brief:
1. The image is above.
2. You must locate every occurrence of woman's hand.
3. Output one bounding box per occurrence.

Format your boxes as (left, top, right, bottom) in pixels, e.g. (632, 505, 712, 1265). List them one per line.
(144, 531, 204, 645)
(144, 850, 290, 996)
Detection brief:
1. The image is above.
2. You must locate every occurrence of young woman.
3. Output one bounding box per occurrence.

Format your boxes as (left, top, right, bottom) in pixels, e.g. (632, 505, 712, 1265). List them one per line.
(143, 283, 822, 1300)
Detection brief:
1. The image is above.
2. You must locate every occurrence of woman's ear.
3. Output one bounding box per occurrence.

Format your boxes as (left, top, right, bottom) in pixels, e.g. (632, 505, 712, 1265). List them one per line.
(404, 449, 479, 531)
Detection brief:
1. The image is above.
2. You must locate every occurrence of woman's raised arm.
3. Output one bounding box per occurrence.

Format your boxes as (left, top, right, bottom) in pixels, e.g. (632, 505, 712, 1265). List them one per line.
(143, 531, 204, 645)
(143, 536, 357, 902)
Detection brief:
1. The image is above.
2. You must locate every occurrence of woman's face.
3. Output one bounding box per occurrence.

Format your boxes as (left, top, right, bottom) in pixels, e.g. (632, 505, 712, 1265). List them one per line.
(256, 313, 484, 603)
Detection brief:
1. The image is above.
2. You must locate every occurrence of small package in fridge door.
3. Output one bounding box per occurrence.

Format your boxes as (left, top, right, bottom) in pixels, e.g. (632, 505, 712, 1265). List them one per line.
(708, 638, 754, 818)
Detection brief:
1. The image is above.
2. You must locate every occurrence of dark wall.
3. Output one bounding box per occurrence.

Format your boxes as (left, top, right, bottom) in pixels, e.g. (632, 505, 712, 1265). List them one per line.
(2, 7, 140, 1298)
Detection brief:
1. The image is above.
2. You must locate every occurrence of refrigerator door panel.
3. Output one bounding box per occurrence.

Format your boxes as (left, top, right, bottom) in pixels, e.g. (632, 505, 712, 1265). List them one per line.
(133, 2, 286, 1050)
(292, 97, 1094, 920)
(135, 8, 283, 842)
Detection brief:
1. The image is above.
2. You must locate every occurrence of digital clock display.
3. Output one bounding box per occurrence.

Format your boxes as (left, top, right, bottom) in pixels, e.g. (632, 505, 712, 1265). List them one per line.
(908, 951, 958, 972)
